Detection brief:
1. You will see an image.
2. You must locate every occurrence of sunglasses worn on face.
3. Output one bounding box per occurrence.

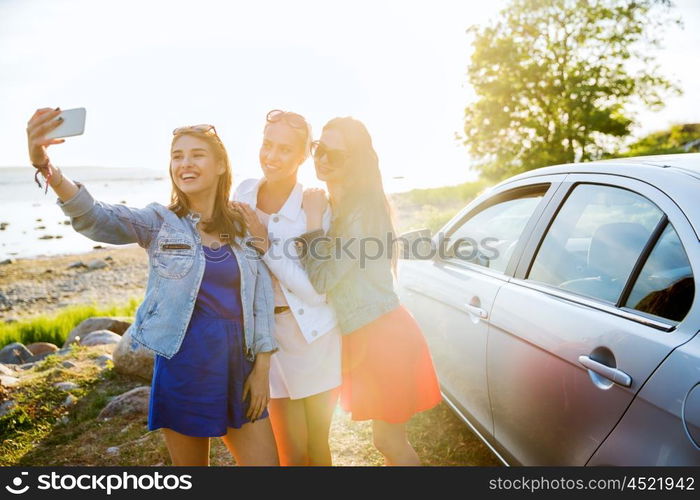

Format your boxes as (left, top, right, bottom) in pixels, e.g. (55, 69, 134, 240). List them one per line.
(173, 124, 217, 136)
(266, 109, 308, 130)
(311, 140, 349, 166)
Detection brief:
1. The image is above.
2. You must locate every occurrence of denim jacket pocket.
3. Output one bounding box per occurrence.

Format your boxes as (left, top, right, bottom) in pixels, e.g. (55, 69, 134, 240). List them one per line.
(152, 236, 195, 279)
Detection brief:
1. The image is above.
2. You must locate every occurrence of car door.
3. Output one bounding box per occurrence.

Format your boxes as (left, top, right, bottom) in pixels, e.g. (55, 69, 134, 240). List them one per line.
(487, 174, 699, 465)
(397, 176, 564, 439)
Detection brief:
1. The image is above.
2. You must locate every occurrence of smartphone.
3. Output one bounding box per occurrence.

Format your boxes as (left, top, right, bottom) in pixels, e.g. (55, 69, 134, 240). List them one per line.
(45, 107, 86, 139)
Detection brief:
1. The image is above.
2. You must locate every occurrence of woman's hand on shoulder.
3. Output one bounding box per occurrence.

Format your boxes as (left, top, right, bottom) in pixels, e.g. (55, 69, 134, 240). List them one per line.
(26, 108, 65, 166)
(302, 188, 328, 231)
(232, 201, 269, 253)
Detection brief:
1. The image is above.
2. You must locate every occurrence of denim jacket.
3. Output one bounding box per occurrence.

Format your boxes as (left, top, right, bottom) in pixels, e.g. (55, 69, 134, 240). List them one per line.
(56, 181, 278, 361)
(298, 209, 399, 334)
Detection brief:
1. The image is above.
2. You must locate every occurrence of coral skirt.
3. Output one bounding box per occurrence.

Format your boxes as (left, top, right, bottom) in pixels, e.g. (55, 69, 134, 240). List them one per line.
(340, 305, 442, 423)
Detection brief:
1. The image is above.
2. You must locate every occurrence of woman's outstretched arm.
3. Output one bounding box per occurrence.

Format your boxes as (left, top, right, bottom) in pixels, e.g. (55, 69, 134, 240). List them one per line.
(27, 107, 161, 248)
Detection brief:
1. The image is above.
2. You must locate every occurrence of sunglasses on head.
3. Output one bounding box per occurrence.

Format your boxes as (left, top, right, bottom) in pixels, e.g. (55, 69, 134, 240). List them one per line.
(311, 140, 349, 166)
(266, 109, 308, 130)
(173, 124, 217, 136)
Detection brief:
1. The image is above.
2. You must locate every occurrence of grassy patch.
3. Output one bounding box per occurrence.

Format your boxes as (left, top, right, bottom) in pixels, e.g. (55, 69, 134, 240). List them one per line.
(0, 298, 140, 349)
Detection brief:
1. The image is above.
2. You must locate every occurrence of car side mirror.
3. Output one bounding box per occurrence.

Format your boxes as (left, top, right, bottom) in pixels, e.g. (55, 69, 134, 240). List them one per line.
(397, 228, 434, 260)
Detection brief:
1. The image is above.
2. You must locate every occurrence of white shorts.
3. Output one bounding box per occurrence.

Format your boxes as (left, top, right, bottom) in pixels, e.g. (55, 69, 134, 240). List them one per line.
(269, 309, 342, 400)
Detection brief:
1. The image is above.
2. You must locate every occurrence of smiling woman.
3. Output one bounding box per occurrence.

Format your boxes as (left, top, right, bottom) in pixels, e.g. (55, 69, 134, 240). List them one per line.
(24, 108, 280, 467)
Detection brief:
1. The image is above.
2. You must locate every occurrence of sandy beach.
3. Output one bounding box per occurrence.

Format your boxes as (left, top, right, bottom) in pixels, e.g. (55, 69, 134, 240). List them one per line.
(0, 245, 148, 321)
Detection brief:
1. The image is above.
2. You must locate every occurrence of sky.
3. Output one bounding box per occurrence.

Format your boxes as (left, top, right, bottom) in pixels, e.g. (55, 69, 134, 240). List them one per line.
(0, 0, 698, 193)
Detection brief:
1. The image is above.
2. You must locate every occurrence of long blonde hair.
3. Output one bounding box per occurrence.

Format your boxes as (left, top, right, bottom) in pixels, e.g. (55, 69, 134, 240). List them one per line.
(323, 117, 398, 274)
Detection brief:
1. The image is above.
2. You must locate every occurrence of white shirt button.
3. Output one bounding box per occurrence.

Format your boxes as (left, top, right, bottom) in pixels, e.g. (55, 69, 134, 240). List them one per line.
(272, 216, 279, 223)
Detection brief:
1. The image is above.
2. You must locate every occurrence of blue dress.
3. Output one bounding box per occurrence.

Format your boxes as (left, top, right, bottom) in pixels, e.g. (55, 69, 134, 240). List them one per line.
(148, 243, 268, 437)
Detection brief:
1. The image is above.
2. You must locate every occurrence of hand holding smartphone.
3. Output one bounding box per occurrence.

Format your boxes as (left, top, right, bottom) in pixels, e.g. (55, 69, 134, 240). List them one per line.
(45, 107, 87, 139)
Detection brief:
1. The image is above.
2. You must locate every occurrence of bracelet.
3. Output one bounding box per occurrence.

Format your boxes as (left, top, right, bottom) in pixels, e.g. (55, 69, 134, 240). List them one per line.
(32, 159, 53, 195)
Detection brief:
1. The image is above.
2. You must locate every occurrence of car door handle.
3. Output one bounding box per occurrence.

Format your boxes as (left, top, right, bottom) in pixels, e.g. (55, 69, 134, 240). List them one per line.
(465, 304, 488, 319)
(578, 355, 632, 388)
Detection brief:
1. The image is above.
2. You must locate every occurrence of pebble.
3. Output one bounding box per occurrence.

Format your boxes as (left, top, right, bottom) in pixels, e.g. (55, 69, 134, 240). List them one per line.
(62, 394, 77, 407)
(0, 375, 19, 387)
(0, 400, 16, 417)
(61, 361, 77, 369)
(106, 447, 120, 455)
(53, 381, 79, 391)
(87, 260, 108, 270)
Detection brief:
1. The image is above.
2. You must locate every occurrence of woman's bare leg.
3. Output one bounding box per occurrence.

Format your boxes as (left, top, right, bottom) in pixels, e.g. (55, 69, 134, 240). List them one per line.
(220, 418, 279, 466)
(161, 428, 210, 466)
(304, 388, 340, 466)
(268, 397, 309, 465)
(371, 419, 420, 466)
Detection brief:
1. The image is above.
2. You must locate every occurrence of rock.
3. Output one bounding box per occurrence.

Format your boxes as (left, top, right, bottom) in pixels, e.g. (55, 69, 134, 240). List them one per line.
(67, 261, 87, 269)
(0, 375, 19, 387)
(0, 363, 15, 376)
(87, 259, 108, 270)
(97, 386, 150, 419)
(79, 330, 121, 347)
(61, 361, 77, 369)
(0, 258, 15, 265)
(27, 342, 59, 357)
(56, 235, 63, 239)
(55, 348, 72, 356)
(53, 381, 79, 391)
(63, 220, 71, 225)
(0, 342, 33, 364)
(106, 447, 120, 455)
(94, 354, 113, 368)
(18, 362, 36, 370)
(27, 352, 53, 363)
(0, 400, 16, 417)
(105, 256, 113, 261)
(36, 218, 42, 222)
(62, 394, 77, 407)
(113, 329, 154, 381)
(0, 293, 12, 312)
(63, 317, 132, 347)
(93, 245, 104, 249)
(38, 235, 55, 240)
(57, 416, 69, 425)
(35, 225, 46, 230)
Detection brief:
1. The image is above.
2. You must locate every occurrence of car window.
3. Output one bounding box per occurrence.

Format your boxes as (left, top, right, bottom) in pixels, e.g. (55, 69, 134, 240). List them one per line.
(625, 223, 694, 322)
(528, 184, 663, 303)
(447, 185, 548, 273)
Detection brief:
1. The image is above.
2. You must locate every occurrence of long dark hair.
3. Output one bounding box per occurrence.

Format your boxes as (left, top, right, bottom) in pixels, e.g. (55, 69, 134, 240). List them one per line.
(323, 117, 398, 273)
(167, 131, 246, 243)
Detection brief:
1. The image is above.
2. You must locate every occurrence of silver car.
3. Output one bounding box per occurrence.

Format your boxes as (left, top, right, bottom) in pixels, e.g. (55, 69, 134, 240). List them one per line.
(397, 153, 700, 466)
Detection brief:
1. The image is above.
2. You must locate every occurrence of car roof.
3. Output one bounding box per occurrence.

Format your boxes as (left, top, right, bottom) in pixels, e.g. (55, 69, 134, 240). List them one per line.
(496, 153, 700, 239)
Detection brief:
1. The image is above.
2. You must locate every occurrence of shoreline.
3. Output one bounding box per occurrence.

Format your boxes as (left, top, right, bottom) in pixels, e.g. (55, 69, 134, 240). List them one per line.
(0, 245, 148, 321)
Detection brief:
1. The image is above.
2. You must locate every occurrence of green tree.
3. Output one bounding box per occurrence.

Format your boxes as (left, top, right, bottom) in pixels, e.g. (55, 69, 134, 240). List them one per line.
(462, 0, 681, 180)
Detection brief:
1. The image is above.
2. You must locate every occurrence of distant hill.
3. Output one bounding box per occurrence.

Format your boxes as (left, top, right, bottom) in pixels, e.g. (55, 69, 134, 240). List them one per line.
(612, 123, 700, 158)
